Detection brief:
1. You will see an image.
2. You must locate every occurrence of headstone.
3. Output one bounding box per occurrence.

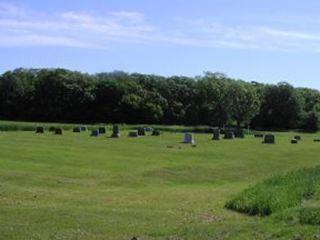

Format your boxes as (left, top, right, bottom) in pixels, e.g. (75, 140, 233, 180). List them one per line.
(36, 126, 44, 134)
(98, 127, 106, 134)
(91, 129, 100, 137)
(152, 129, 161, 136)
(138, 127, 146, 136)
(294, 136, 302, 141)
(55, 128, 63, 135)
(234, 129, 245, 138)
(291, 139, 298, 144)
(183, 133, 195, 144)
(254, 134, 264, 138)
(128, 131, 139, 137)
(212, 129, 220, 140)
(111, 125, 120, 138)
(80, 126, 87, 131)
(263, 134, 275, 144)
(73, 127, 81, 133)
(224, 130, 234, 139)
(145, 127, 154, 132)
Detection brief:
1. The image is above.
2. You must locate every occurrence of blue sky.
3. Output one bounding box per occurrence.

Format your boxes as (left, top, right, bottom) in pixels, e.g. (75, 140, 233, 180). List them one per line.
(1, 0, 320, 89)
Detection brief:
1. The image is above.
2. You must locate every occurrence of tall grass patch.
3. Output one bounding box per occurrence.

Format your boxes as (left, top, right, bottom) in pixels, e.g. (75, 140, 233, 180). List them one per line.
(226, 167, 320, 216)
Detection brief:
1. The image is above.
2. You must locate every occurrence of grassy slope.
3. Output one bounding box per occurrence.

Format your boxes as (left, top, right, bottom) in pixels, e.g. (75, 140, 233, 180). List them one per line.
(0, 130, 320, 239)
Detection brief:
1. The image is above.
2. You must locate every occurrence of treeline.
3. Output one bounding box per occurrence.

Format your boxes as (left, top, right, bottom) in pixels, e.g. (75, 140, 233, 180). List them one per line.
(0, 68, 319, 131)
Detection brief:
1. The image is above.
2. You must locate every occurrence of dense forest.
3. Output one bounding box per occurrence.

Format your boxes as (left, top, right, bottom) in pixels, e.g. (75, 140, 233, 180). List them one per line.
(0, 68, 319, 131)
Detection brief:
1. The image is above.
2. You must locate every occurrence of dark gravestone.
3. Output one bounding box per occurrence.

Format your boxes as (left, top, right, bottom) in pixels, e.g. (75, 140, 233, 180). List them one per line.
(254, 134, 264, 138)
(91, 130, 100, 137)
(111, 125, 120, 138)
(263, 134, 275, 144)
(80, 126, 87, 131)
(224, 130, 234, 139)
(98, 127, 106, 134)
(152, 129, 161, 136)
(183, 133, 195, 144)
(36, 126, 44, 134)
(212, 129, 220, 140)
(234, 129, 245, 138)
(128, 131, 139, 137)
(138, 127, 146, 136)
(291, 139, 298, 144)
(73, 127, 81, 133)
(294, 136, 302, 141)
(55, 128, 63, 135)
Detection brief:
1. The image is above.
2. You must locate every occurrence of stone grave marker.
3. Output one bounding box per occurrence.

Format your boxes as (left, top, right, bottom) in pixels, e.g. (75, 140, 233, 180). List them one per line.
(183, 133, 195, 144)
(263, 134, 275, 144)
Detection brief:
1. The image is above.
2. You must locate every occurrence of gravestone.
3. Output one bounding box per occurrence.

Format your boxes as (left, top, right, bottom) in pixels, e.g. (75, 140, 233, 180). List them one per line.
(224, 130, 234, 139)
(36, 126, 44, 134)
(98, 127, 106, 134)
(55, 128, 63, 135)
(80, 126, 87, 131)
(128, 131, 139, 137)
(212, 129, 220, 140)
(294, 136, 302, 141)
(145, 127, 154, 132)
(183, 133, 195, 144)
(73, 127, 81, 133)
(234, 129, 245, 138)
(91, 129, 100, 137)
(263, 134, 275, 144)
(111, 125, 120, 138)
(291, 139, 298, 144)
(138, 127, 146, 136)
(152, 129, 161, 136)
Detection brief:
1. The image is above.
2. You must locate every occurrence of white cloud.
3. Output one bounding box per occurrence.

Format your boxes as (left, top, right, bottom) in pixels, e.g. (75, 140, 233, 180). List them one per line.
(1, 1, 320, 52)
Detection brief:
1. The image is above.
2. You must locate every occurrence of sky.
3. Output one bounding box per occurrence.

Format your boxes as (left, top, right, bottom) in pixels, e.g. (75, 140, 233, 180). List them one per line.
(1, 0, 320, 89)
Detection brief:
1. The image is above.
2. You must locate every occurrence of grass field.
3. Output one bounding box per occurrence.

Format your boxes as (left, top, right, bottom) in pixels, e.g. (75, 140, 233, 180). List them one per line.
(1, 127, 320, 239)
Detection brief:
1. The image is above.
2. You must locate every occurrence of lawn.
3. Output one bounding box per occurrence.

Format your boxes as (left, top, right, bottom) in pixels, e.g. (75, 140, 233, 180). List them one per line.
(0, 128, 320, 239)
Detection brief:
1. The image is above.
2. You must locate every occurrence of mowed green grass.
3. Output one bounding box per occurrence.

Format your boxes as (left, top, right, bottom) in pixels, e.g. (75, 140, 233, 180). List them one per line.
(0, 130, 320, 239)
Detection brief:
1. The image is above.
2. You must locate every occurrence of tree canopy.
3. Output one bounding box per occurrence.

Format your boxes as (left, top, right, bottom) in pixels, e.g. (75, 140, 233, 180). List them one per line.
(0, 68, 319, 131)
